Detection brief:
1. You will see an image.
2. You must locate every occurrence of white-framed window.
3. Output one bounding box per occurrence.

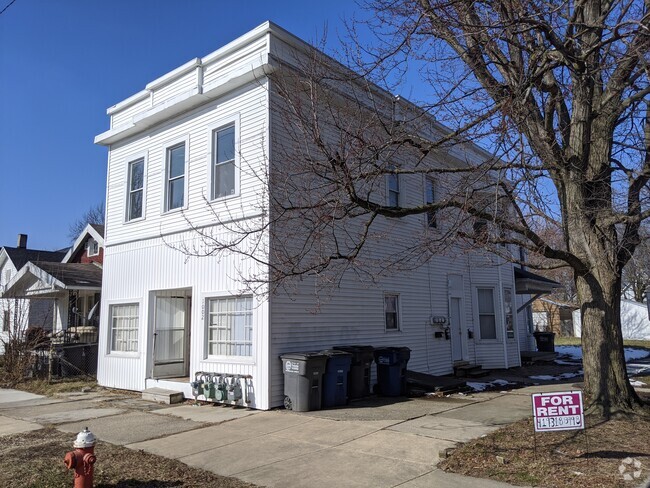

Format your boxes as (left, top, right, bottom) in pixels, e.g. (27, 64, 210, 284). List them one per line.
(4, 270, 11, 284)
(164, 141, 187, 212)
(477, 287, 497, 340)
(206, 296, 253, 357)
(425, 176, 437, 228)
(109, 303, 139, 353)
(211, 123, 237, 200)
(387, 169, 400, 207)
(87, 239, 100, 257)
(126, 156, 145, 221)
(384, 294, 400, 331)
(503, 287, 515, 339)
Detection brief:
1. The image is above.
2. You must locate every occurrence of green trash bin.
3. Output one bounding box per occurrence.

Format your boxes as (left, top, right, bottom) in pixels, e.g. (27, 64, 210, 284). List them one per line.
(280, 352, 328, 412)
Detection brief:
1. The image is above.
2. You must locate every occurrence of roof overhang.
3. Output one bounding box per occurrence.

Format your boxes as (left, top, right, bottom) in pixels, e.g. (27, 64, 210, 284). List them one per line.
(514, 267, 560, 295)
(1, 262, 101, 299)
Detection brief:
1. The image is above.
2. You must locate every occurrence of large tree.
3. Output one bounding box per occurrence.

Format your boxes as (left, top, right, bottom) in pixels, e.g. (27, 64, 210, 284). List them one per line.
(353, 0, 650, 415)
(186, 0, 649, 416)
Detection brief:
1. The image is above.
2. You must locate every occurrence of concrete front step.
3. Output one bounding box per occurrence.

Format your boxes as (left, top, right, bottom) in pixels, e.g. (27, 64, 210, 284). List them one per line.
(453, 364, 489, 378)
(142, 388, 185, 405)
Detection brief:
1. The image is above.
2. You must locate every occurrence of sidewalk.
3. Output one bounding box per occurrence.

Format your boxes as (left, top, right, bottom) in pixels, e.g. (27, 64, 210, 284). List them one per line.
(0, 386, 546, 488)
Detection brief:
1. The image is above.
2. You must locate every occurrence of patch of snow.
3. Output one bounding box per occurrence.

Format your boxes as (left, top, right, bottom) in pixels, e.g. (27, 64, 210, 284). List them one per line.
(529, 370, 583, 381)
(624, 348, 650, 361)
(628, 363, 650, 376)
(555, 345, 649, 362)
(630, 380, 646, 387)
(555, 359, 580, 365)
(467, 379, 516, 391)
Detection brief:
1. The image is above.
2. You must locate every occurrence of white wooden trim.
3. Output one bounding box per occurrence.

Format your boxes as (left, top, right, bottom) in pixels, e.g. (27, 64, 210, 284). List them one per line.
(124, 150, 149, 224)
(161, 134, 190, 214)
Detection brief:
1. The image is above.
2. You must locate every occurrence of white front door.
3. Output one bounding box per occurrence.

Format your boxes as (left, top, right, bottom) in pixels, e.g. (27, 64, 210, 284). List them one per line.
(450, 297, 464, 361)
(152, 292, 190, 378)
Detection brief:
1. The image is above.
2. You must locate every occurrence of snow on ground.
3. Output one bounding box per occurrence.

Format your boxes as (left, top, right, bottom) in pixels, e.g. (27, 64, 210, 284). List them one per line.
(556, 345, 650, 362)
(467, 379, 516, 392)
(627, 363, 650, 376)
(630, 380, 647, 387)
(529, 371, 583, 381)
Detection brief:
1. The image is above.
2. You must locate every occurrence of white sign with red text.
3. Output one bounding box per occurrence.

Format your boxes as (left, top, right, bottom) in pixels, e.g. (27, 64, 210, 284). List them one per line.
(532, 391, 584, 432)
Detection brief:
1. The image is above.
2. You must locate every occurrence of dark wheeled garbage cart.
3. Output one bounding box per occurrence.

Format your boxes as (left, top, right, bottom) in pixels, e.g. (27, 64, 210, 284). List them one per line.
(320, 349, 353, 408)
(280, 352, 328, 412)
(533, 331, 556, 352)
(333, 345, 374, 399)
(373, 347, 411, 396)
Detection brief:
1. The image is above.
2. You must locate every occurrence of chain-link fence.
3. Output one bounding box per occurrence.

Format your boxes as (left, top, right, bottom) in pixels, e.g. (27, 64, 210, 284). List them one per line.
(31, 343, 98, 379)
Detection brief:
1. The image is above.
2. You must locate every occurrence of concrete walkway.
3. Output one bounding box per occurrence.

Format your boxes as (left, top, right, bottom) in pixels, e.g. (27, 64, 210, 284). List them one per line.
(0, 386, 548, 487)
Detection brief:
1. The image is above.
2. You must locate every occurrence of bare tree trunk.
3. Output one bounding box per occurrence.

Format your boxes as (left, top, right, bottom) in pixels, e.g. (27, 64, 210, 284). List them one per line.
(576, 272, 643, 416)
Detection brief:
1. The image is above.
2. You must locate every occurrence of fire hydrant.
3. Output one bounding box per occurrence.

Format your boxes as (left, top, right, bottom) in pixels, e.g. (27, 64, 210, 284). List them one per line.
(64, 427, 97, 488)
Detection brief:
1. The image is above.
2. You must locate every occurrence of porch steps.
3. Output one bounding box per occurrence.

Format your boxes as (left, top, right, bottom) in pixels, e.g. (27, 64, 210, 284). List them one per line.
(406, 370, 470, 394)
(520, 351, 558, 364)
(142, 387, 185, 405)
(453, 362, 490, 378)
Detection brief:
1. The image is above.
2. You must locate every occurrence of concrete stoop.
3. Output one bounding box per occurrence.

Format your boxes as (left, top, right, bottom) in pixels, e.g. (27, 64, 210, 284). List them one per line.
(142, 388, 184, 405)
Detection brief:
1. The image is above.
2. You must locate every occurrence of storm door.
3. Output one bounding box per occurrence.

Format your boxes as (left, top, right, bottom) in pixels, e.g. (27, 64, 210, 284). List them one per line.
(152, 291, 191, 378)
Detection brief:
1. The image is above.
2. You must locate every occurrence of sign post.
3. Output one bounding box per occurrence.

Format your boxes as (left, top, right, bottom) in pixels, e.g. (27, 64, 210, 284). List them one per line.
(532, 391, 585, 432)
(531, 390, 586, 460)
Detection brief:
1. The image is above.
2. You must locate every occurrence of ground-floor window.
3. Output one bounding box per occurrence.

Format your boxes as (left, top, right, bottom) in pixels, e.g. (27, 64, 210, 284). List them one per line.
(206, 296, 253, 357)
(477, 287, 497, 339)
(503, 287, 514, 339)
(109, 303, 139, 353)
(2, 310, 9, 332)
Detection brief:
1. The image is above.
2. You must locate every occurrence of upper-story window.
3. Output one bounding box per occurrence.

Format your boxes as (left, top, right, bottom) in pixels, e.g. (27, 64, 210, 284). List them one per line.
(127, 157, 145, 221)
(212, 124, 236, 200)
(166, 143, 186, 211)
(87, 239, 100, 257)
(425, 177, 437, 228)
(387, 169, 400, 207)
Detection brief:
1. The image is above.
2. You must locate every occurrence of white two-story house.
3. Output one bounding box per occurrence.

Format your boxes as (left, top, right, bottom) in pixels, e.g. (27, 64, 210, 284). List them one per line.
(94, 22, 552, 410)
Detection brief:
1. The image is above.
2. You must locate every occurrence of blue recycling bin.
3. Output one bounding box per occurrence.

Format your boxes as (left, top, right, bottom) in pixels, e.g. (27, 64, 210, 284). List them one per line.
(320, 349, 353, 407)
(373, 347, 411, 396)
(333, 345, 374, 398)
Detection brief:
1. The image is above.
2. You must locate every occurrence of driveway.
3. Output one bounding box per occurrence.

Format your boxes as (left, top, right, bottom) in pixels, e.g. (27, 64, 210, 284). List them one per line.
(0, 387, 545, 488)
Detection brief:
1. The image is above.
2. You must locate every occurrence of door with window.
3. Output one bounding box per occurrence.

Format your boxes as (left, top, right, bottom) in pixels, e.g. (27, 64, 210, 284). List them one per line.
(448, 274, 465, 361)
(152, 290, 191, 378)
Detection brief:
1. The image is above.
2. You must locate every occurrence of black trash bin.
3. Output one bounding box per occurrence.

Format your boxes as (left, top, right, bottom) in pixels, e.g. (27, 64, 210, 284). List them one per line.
(533, 331, 556, 352)
(373, 347, 411, 396)
(280, 352, 328, 411)
(333, 345, 374, 399)
(320, 349, 353, 408)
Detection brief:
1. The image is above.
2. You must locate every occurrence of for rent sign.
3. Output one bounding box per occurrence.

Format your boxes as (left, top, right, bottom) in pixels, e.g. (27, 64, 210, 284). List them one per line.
(532, 391, 584, 432)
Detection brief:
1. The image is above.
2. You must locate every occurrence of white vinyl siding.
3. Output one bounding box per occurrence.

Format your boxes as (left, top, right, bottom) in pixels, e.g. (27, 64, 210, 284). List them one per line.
(109, 303, 139, 353)
(127, 157, 145, 221)
(207, 296, 253, 357)
(477, 288, 497, 340)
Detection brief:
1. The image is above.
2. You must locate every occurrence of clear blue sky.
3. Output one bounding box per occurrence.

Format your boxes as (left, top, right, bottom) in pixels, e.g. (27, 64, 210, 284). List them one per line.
(0, 0, 357, 250)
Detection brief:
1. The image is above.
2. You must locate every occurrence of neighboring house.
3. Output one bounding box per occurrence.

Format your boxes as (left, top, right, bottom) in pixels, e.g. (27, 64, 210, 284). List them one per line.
(573, 299, 650, 340)
(0, 234, 66, 353)
(532, 297, 578, 336)
(1, 224, 104, 344)
(94, 22, 555, 410)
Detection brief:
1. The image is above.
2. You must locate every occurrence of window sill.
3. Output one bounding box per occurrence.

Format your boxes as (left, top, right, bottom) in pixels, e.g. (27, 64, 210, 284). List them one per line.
(209, 192, 240, 204)
(161, 206, 188, 216)
(124, 216, 146, 225)
(106, 352, 140, 358)
(202, 356, 255, 365)
(384, 328, 401, 333)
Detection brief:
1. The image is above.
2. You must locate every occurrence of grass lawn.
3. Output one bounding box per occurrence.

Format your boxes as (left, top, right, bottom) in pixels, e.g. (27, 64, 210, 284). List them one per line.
(0, 427, 258, 488)
(555, 337, 650, 349)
